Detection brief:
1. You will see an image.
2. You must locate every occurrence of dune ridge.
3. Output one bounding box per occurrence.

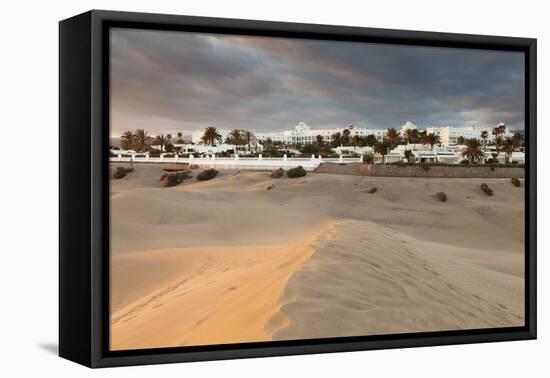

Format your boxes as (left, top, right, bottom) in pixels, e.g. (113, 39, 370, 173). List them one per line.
(110, 221, 340, 350)
(273, 220, 524, 341)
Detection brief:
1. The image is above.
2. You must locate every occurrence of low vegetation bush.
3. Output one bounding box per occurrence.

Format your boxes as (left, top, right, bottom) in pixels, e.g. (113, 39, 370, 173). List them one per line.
(113, 167, 127, 179)
(459, 160, 470, 165)
(148, 150, 161, 157)
(113, 166, 134, 179)
(266, 184, 274, 190)
(189, 164, 199, 169)
(436, 192, 447, 202)
(420, 163, 431, 171)
(367, 187, 378, 194)
(511, 178, 521, 187)
(287, 166, 307, 178)
(480, 183, 493, 196)
(270, 168, 284, 178)
(197, 168, 219, 181)
(160, 170, 192, 187)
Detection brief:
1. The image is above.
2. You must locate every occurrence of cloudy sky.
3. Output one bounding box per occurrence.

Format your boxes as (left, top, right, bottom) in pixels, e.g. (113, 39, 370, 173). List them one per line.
(110, 28, 524, 137)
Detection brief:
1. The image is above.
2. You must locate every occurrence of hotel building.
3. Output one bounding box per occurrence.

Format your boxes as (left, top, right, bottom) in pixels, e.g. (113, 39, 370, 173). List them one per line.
(426, 122, 513, 146)
(192, 121, 513, 147)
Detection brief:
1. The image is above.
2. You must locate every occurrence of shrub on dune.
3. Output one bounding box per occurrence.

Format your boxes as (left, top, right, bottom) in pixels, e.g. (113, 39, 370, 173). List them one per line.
(480, 183, 493, 196)
(367, 187, 378, 194)
(197, 168, 219, 181)
(266, 184, 274, 190)
(287, 166, 307, 178)
(511, 178, 521, 187)
(436, 192, 447, 202)
(270, 168, 284, 178)
(160, 170, 192, 187)
(113, 167, 128, 179)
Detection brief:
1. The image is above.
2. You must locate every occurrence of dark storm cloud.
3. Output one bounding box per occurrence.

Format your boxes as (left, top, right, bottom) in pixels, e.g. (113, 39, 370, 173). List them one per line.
(110, 28, 524, 136)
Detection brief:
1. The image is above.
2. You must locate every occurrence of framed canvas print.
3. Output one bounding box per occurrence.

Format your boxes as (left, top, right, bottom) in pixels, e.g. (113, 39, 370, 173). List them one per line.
(59, 10, 537, 368)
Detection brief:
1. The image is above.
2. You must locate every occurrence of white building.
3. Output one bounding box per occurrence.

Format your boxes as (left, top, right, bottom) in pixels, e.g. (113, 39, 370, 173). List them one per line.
(190, 121, 515, 149)
(255, 122, 388, 145)
(426, 122, 513, 146)
(401, 121, 418, 133)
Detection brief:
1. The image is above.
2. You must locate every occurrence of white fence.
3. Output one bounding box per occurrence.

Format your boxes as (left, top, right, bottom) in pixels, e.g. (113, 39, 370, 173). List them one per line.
(110, 154, 363, 171)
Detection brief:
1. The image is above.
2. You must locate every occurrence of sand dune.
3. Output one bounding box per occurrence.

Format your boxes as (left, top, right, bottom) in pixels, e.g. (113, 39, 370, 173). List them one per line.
(110, 164, 524, 350)
(273, 220, 523, 341)
(111, 224, 338, 350)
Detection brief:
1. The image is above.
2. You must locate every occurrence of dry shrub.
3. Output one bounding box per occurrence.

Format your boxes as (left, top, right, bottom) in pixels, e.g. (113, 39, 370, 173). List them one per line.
(161, 171, 192, 187)
(511, 178, 521, 187)
(197, 169, 218, 181)
(287, 166, 307, 178)
(436, 192, 447, 202)
(270, 168, 284, 178)
(113, 167, 127, 179)
(480, 183, 493, 196)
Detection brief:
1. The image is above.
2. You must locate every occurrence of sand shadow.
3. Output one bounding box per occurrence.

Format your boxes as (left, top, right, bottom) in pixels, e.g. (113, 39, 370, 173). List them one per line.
(38, 343, 58, 355)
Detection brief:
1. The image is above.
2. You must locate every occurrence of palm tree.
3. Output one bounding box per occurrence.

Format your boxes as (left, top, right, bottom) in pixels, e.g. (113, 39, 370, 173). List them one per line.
(351, 135, 362, 152)
(134, 129, 151, 152)
(457, 136, 466, 145)
(153, 134, 168, 152)
(423, 133, 440, 150)
(480, 130, 489, 152)
(384, 128, 400, 149)
(225, 129, 243, 156)
(330, 132, 342, 147)
(494, 135, 505, 156)
(201, 126, 222, 146)
(342, 129, 351, 145)
(493, 124, 506, 138)
(120, 130, 135, 151)
(315, 135, 324, 146)
(262, 137, 274, 150)
(176, 132, 184, 144)
(492, 125, 506, 158)
(502, 137, 516, 164)
(242, 130, 255, 152)
(374, 140, 390, 156)
(461, 138, 484, 163)
(404, 128, 419, 144)
(364, 134, 378, 147)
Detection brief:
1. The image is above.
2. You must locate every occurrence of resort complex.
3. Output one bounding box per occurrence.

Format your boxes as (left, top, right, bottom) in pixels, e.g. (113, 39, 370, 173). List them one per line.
(191, 121, 514, 147)
(111, 120, 524, 168)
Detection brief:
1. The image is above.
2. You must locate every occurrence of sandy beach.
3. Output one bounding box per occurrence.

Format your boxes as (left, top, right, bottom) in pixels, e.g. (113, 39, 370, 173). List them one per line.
(110, 164, 524, 350)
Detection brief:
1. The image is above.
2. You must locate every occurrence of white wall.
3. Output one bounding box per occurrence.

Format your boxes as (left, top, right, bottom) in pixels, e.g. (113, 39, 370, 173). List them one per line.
(2, 0, 547, 377)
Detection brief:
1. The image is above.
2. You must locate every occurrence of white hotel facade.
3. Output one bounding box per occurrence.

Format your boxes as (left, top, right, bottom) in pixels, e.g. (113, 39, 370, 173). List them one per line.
(426, 123, 513, 146)
(192, 121, 513, 147)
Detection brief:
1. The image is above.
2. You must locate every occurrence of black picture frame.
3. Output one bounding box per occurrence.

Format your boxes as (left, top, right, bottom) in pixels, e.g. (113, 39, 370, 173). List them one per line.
(59, 9, 537, 368)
